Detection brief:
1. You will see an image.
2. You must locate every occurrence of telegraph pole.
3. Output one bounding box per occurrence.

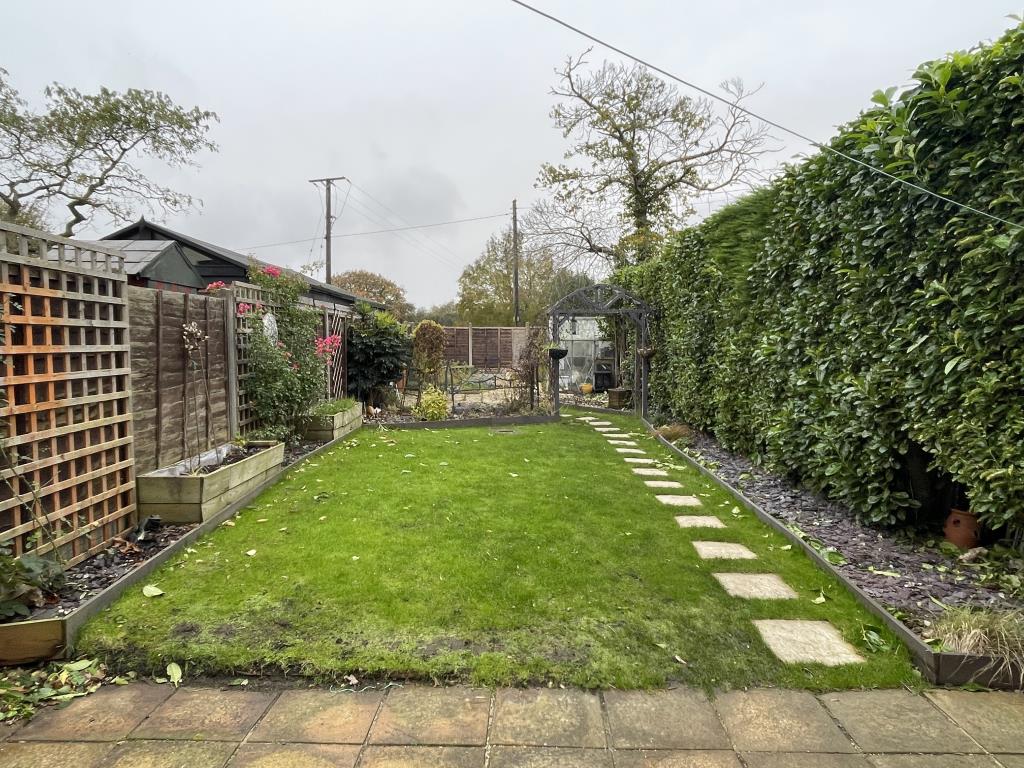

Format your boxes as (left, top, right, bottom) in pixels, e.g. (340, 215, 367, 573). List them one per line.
(512, 198, 520, 326)
(309, 175, 347, 283)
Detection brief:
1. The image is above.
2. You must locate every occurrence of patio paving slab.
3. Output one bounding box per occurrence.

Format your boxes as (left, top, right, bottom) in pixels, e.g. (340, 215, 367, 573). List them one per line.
(675, 515, 726, 528)
(713, 573, 797, 600)
(655, 494, 701, 507)
(369, 686, 489, 746)
(715, 689, 854, 753)
(754, 620, 864, 666)
(604, 688, 730, 750)
(0, 741, 113, 768)
(612, 751, 741, 767)
(250, 689, 383, 744)
(692, 541, 757, 560)
(644, 479, 682, 487)
(491, 688, 604, 748)
(230, 742, 360, 767)
(489, 746, 612, 767)
(632, 468, 668, 476)
(820, 690, 980, 754)
(18, 682, 173, 742)
(358, 746, 485, 767)
(741, 755, 869, 768)
(865, 756, 1002, 767)
(130, 687, 275, 741)
(924, 690, 1024, 753)
(106, 740, 237, 768)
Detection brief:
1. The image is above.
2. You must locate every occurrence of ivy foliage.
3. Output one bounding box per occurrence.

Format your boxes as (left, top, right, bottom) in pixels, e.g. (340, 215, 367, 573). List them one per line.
(346, 302, 412, 405)
(621, 23, 1024, 530)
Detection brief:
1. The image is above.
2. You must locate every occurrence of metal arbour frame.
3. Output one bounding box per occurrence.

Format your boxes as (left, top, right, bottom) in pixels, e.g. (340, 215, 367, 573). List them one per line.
(548, 283, 655, 417)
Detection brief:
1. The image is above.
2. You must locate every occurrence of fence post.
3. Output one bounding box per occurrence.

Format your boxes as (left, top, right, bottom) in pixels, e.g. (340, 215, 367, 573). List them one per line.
(224, 288, 239, 438)
(468, 325, 473, 367)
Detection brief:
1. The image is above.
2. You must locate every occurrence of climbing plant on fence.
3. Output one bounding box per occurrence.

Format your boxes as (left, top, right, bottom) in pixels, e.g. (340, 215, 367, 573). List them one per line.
(620, 22, 1024, 531)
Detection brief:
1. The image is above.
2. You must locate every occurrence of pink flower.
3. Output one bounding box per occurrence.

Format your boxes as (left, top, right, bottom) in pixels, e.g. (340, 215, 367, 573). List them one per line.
(263, 265, 282, 278)
(237, 302, 252, 315)
(204, 280, 227, 292)
(314, 334, 343, 360)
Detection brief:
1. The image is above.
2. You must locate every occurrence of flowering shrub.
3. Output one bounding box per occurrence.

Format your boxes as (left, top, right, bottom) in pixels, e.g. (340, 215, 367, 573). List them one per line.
(244, 264, 327, 437)
(413, 386, 449, 421)
(237, 302, 252, 316)
(315, 334, 343, 361)
(204, 280, 227, 292)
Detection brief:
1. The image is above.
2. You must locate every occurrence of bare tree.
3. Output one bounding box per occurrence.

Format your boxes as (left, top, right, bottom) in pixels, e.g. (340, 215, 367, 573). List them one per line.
(535, 51, 770, 266)
(0, 69, 217, 236)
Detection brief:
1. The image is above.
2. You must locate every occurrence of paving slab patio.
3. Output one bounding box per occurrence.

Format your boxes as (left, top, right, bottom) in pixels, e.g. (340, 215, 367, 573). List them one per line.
(924, 690, 1024, 753)
(865, 756, 1002, 768)
(611, 751, 741, 767)
(715, 689, 854, 753)
(230, 742, 360, 767)
(17, 683, 172, 742)
(819, 690, 981, 754)
(742, 755, 869, 768)
(358, 745, 485, 767)
(489, 746, 613, 767)
(604, 688, 730, 750)
(130, 687, 275, 741)
(491, 688, 604, 748)
(106, 740, 237, 768)
(369, 686, 489, 746)
(249, 689, 382, 743)
(0, 741, 113, 768)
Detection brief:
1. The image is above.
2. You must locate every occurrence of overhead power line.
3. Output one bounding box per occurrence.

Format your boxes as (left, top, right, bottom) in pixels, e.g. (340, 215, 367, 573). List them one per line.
(237, 212, 510, 251)
(508, 0, 1023, 232)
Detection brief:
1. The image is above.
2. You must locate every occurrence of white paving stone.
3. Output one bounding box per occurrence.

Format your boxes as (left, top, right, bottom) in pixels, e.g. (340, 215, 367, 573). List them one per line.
(575, 416, 595, 421)
(594, 427, 620, 433)
(625, 458, 656, 464)
(607, 440, 638, 446)
(753, 620, 864, 666)
(616, 448, 646, 454)
(590, 421, 613, 426)
(692, 541, 758, 560)
(675, 515, 726, 528)
(644, 479, 682, 487)
(714, 573, 796, 599)
(654, 494, 701, 507)
(632, 468, 668, 476)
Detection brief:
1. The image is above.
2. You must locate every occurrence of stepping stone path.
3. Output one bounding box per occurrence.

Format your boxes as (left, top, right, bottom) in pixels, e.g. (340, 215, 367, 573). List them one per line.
(594, 427, 620, 432)
(674, 515, 726, 528)
(644, 479, 681, 487)
(632, 467, 668, 477)
(607, 440, 637, 446)
(615, 448, 646, 454)
(692, 541, 757, 560)
(625, 458, 656, 464)
(576, 416, 595, 421)
(654, 494, 701, 507)
(713, 573, 797, 600)
(589, 421, 613, 426)
(753, 620, 864, 666)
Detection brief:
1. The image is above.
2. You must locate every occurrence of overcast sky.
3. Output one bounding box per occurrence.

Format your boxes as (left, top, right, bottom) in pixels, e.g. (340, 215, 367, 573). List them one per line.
(4, 2, 1019, 305)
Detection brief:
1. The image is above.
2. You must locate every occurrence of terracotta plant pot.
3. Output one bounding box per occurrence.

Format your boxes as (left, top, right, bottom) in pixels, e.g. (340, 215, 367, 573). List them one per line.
(580, 383, 594, 395)
(944, 508, 980, 550)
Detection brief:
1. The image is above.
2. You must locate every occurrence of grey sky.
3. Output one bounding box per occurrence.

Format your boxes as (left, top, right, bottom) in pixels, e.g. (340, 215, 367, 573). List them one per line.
(4, 1, 1019, 305)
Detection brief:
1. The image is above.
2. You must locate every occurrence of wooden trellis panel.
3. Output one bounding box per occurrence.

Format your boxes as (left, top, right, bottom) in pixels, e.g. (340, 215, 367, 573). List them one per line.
(0, 223, 136, 566)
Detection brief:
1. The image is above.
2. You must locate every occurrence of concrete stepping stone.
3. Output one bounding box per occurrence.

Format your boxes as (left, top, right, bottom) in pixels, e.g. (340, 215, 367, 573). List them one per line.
(753, 620, 864, 666)
(692, 541, 757, 560)
(625, 458, 656, 464)
(590, 421, 613, 426)
(607, 440, 638, 446)
(594, 427, 620, 432)
(575, 416, 595, 421)
(654, 494, 701, 507)
(616, 448, 646, 454)
(675, 515, 726, 528)
(644, 479, 682, 487)
(713, 573, 796, 599)
(632, 468, 668, 476)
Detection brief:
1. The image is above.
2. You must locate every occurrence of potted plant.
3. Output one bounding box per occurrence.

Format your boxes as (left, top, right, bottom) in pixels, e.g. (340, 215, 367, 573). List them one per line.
(580, 381, 594, 395)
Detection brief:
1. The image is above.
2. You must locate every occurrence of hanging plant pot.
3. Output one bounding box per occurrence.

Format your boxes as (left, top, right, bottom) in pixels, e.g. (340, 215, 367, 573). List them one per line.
(943, 508, 980, 550)
(637, 346, 656, 359)
(548, 347, 568, 361)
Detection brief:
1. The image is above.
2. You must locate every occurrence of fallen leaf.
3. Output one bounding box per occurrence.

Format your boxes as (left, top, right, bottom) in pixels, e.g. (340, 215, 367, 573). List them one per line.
(142, 584, 164, 598)
(673, 655, 688, 665)
(812, 590, 828, 604)
(245, 549, 257, 557)
(167, 663, 182, 688)
(229, 678, 249, 687)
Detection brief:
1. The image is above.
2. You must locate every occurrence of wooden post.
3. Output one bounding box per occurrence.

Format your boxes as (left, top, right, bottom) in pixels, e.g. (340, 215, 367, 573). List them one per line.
(467, 325, 473, 367)
(224, 289, 239, 438)
(204, 297, 212, 450)
(154, 291, 163, 469)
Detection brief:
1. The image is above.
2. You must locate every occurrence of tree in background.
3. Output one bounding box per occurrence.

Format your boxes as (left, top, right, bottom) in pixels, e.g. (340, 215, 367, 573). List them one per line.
(0, 69, 217, 236)
(331, 269, 413, 320)
(457, 227, 590, 326)
(530, 51, 769, 269)
(409, 301, 460, 326)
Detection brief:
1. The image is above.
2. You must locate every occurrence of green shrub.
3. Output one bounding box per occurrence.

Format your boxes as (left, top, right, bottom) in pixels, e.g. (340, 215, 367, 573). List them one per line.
(620, 22, 1024, 531)
(312, 397, 358, 417)
(413, 386, 449, 421)
(346, 303, 412, 405)
(412, 319, 446, 387)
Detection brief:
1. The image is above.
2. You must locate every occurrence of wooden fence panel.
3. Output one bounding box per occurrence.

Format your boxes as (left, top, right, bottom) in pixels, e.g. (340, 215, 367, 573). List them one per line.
(126, 287, 230, 474)
(0, 223, 136, 566)
(442, 327, 533, 368)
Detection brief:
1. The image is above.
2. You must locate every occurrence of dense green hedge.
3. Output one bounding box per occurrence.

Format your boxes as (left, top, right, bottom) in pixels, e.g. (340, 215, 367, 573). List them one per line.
(621, 23, 1024, 530)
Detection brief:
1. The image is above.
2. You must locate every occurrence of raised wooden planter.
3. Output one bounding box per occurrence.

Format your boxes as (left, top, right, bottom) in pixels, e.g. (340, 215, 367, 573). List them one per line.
(607, 388, 633, 409)
(303, 402, 363, 441)
(136, 441, 285, 523)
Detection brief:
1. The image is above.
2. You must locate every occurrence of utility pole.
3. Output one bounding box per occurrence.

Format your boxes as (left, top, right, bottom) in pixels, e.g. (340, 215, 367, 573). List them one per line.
(309, 175, 347, 283)
(512, 198, 520, 326)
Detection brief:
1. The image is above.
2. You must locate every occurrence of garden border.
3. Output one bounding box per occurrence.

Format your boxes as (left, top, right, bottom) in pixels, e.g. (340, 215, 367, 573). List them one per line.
(0, 430, 357, 665)
(380, 414, 560, 430)
(630, 412, 1023, 690)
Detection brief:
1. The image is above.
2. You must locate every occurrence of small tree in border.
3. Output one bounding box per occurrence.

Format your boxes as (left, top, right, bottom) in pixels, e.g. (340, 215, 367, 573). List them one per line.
(346, 302, 411, 408)
(412, 319, 446, 390)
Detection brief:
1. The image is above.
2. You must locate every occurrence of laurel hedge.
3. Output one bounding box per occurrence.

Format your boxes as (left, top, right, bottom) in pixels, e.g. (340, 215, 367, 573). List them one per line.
(621, 23, 1024, 530)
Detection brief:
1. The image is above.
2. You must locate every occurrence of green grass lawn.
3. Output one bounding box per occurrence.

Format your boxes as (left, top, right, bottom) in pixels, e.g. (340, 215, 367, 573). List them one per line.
(79, 410, 918, 690)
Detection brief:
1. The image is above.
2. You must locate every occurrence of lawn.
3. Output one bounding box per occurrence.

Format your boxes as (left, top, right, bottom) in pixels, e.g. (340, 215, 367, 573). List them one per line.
(79, 410, 918, 690)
